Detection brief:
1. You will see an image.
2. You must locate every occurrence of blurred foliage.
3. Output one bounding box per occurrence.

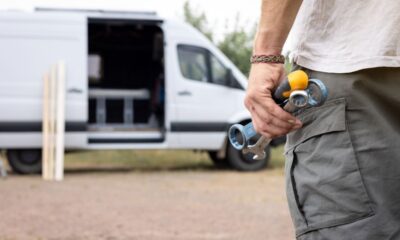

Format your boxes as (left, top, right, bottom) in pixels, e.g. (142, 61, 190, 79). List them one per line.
(217, 15, 256, 76)
(284, 55, 294, 74)
(183, 1, 214, 42)
(183, 1, 255, 75)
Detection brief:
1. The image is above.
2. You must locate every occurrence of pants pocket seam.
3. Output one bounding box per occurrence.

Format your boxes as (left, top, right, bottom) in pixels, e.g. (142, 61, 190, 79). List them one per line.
(289, 150, 309, 226)
(296, 211, 375, 237)
(344, 105, 376, 214)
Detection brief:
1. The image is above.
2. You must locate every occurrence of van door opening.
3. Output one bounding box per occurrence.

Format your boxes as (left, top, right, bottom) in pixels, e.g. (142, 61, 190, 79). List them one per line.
(87, 19, 165, 144)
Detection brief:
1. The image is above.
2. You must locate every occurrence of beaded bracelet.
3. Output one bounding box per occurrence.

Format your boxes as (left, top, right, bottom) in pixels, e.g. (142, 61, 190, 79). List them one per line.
(250, 54, 285, 64)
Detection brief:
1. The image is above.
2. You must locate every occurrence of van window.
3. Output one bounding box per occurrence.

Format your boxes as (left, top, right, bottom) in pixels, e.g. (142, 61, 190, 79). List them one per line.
(177, 44, 242, 89)
(210, 54, 228, 86)
(178, 46, 209, 82)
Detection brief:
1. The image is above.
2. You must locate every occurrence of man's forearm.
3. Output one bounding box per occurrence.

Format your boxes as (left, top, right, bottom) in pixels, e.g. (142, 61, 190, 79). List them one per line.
(254, 0, 303, 55)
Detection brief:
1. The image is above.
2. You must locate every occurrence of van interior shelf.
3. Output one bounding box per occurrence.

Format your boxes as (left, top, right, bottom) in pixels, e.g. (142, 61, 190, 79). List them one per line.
(89, 88, 155, 129)
(88, 88, 150, 99)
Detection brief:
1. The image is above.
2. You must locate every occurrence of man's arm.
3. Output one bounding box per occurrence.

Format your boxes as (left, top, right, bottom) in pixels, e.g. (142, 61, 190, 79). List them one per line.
(255, 0, 303, 55)
(245, 0, 303, 138)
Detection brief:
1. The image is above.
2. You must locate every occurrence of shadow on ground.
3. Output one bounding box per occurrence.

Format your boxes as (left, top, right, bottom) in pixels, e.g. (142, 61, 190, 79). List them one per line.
(64, 163, 226, 175)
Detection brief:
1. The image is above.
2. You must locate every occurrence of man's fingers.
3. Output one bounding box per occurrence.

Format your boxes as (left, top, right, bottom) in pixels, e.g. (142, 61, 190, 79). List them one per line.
(250, 106, 301, 138)
(256, 115, 301, 138)
(250, 95, 299, 124)
(251, 113, 273, 139)
(254, 106, 295, 130)
(252, 99, 301, 125)
(247, 99, 302, 138)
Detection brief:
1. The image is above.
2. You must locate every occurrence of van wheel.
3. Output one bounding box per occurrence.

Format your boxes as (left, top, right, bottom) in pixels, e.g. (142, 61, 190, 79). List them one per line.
(226, 144, 270, 171)
(7, 149, 42, 174)
(208, 151, 228, 168)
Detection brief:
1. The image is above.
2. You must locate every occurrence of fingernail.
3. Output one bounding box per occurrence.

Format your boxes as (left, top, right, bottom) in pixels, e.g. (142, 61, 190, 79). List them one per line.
(288, 119, 295, 124)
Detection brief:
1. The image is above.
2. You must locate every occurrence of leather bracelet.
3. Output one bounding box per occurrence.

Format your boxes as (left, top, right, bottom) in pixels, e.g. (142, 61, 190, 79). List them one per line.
(250, 54, 285, 64)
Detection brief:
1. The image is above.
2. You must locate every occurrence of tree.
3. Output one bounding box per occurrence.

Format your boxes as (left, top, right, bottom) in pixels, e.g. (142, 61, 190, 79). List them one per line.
(217, 15, 255, 75)
(183, 1, 255, 75)
(183, 1, 214, 41)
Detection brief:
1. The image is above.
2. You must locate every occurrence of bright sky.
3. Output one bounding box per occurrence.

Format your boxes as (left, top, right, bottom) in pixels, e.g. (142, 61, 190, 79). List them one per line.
(1, 0, 261, 42)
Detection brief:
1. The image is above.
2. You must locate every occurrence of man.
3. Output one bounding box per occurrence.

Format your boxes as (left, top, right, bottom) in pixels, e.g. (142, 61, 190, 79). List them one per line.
(246, 0, 400, 239)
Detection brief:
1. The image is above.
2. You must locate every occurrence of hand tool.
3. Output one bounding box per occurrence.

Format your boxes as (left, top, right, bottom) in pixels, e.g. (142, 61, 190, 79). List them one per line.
(229, 77, 328, 160)
(240, 91, 309, 160)
(228, 70, 309, 152)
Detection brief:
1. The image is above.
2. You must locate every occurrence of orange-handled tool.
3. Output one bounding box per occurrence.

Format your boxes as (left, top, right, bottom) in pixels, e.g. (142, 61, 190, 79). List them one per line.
(273, 70, 309, 103)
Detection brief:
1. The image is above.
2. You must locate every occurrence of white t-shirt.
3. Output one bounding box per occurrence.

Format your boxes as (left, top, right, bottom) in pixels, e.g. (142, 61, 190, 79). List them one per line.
(287, 0, 400, 73)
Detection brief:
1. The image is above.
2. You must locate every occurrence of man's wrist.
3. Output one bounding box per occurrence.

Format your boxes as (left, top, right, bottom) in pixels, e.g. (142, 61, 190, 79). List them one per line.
(253, 46, 282, 56)
(253, 41, 282, 55)
(253, 30, 284, 55)
(250, 54, 285, 64)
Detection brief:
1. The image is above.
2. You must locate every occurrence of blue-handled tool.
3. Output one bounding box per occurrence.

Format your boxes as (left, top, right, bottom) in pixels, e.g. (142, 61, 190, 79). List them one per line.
(229, 78, 328, 160)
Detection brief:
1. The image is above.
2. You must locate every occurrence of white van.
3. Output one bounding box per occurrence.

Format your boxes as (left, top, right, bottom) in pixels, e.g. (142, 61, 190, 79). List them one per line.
(0, 8, 277, 174)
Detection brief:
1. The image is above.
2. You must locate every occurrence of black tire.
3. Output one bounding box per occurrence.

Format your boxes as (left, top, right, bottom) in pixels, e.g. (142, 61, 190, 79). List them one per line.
(208, 151, 229, 168)
(226, 144, 270, 171)
(7, 149, 42, 174)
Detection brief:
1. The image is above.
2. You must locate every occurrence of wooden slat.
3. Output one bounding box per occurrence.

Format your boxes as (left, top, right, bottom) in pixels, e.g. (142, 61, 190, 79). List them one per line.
(54, 61, 66, 181)
(48, 65, 57, 180)
(42, 73, 50, 180)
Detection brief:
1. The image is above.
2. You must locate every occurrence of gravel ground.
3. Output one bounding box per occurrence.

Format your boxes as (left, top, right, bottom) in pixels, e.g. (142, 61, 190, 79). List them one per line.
(0, 167, 294, 240)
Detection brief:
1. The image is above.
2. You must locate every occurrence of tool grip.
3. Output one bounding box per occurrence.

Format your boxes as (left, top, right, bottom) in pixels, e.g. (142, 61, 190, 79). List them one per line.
(273, 70, 308, 103)
(273, 80, 291, 103)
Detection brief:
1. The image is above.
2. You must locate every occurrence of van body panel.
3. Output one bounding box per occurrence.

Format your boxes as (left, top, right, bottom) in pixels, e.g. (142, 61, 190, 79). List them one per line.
(228, 110, 252, 125)
(0, 12, 88, 148)
(0, 133, 86, 149)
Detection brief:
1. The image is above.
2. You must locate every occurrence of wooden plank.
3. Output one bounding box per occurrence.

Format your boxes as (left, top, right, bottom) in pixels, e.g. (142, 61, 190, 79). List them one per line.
(42, 73, 50, 180)
(48, 65, 57, 180)
(54, 61, 66, 181)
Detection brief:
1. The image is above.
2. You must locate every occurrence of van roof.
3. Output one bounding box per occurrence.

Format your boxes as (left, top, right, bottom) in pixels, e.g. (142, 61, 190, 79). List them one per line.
(34, 7, 162, 21)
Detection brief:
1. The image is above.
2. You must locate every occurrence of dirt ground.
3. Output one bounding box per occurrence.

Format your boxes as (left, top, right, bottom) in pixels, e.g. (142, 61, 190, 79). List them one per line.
(0, 165, 294, 240)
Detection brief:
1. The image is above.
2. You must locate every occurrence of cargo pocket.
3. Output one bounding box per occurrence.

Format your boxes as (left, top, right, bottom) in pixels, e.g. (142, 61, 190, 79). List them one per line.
(284, 98, 375, 237)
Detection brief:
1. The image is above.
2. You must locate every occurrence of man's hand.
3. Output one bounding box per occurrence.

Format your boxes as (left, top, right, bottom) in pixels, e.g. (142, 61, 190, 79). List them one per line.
(245, 63, 302, 138)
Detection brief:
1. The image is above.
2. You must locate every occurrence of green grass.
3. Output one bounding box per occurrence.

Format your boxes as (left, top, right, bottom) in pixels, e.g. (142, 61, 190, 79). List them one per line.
(269, 145, 285, 169)
(64, 146, 286, 172)
(65, 149, 213, 172)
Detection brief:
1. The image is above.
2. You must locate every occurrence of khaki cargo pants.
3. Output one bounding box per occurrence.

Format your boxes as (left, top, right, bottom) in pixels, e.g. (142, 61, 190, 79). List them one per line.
(285, 67, 400, 239)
